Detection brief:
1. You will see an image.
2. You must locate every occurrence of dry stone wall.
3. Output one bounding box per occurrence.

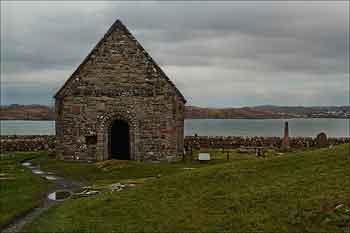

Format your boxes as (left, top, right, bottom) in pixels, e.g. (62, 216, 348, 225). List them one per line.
(184, 136, 350, 150)
(0, 136, 55, 153)
(1, 135, 348, 154)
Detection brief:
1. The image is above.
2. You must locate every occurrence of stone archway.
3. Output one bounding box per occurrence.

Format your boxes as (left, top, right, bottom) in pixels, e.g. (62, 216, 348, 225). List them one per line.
(97, 109, 139, 161)
(109, 119, 130, 160)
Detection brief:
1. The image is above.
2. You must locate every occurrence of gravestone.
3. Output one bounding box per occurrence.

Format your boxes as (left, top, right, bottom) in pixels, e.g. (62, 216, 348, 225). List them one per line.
(316, 132, 328, 147)
(281, 121, 290, 151)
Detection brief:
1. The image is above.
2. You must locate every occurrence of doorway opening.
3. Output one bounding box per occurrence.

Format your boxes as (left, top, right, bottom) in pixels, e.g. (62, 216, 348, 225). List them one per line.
(110, 120, 130, 160)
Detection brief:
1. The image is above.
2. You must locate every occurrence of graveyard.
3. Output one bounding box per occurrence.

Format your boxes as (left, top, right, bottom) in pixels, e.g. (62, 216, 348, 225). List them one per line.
(1, 144, 349, 232)
(1, 1, 349, 232)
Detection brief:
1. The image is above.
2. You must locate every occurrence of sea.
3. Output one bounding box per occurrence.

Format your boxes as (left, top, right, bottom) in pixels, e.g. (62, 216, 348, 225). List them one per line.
(0, 118, 348, 137)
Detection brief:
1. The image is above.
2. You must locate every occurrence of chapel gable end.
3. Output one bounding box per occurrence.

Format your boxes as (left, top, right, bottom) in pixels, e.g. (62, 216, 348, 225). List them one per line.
(54, 20, 186, 103)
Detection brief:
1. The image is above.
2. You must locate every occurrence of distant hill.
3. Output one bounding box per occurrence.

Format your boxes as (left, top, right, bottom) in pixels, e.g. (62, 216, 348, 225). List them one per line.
(253, 105, 350, 115)
(0, 105, 55, 120)
(185, 106, 284, 119)
(0, 104, 349, 120)
(185, 105, 349, 119)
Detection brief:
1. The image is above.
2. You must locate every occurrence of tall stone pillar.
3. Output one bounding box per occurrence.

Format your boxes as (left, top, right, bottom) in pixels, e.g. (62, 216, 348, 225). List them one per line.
(281, 121, 290, 151)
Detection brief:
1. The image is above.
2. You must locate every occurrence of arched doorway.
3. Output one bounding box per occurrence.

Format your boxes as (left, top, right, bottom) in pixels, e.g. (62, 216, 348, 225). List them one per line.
(109, 120, 130, 160)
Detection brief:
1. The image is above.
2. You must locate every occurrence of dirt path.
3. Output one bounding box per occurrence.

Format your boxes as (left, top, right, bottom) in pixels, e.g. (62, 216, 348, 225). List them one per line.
(1, 160, 82, 233)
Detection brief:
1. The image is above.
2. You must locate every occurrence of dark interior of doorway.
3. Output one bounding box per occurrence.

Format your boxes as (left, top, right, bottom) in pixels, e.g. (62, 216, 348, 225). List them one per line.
(110, 120, 130, 160)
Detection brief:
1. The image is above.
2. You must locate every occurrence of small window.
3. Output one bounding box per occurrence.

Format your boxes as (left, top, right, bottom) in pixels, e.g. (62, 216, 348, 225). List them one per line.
(86, 135, 97, 145)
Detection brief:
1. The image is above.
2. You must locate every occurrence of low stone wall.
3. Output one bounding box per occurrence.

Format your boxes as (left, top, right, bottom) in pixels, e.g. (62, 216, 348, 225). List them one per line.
(0, 135, 55, 153)
(184, 136, 350, 149)
(1, 135, 349, 153)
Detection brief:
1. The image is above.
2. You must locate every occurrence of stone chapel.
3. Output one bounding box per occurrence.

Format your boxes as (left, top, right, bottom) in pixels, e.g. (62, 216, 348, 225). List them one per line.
(54, 20, 186, 161)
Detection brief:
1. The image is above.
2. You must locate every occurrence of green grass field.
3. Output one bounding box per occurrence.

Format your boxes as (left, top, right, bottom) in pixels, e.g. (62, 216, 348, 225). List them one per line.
(28, 150, 233, 186)
(18, 144, 350, 232)
(0, 152, 50, 228)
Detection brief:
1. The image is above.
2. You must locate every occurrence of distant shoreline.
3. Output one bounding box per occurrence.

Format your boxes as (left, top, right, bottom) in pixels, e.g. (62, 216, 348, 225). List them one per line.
(185, 116, 349, 120)
(1, 104, 349, 120)
(1, 118, 348, 137)
(1, 117, 349, 121)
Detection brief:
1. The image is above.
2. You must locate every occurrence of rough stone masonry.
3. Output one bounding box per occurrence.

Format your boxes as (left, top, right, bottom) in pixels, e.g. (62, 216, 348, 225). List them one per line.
(54, 20, 186, 162)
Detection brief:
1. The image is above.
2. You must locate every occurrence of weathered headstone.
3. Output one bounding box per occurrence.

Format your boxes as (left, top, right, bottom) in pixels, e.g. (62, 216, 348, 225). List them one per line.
(316, 132, 328, 147)
(281, 121, 290, 151)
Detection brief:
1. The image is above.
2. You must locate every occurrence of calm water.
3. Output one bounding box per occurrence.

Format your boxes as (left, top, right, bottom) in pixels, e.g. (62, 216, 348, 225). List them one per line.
(0, 120, 56, 136)
(185, 118, 349, 137)
(0, 119, 348, 137)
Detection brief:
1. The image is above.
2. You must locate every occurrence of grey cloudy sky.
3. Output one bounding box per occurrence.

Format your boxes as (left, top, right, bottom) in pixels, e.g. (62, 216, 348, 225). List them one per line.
(1, 1, 349, 107)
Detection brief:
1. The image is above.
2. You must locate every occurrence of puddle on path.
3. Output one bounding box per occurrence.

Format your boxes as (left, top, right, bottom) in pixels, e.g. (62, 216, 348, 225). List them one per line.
(32, 170, 45, 175)
(2, 160, 82, 233)
(44, 175, 60, 180)
(47, 190, 72, 201)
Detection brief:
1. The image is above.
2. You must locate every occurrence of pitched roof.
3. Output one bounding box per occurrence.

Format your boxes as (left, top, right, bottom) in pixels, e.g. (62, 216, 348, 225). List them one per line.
(54, 19, 186, 103)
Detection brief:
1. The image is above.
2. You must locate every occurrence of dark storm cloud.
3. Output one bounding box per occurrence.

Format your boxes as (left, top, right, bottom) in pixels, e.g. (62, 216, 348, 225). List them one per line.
(1, 1, 348, 106)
